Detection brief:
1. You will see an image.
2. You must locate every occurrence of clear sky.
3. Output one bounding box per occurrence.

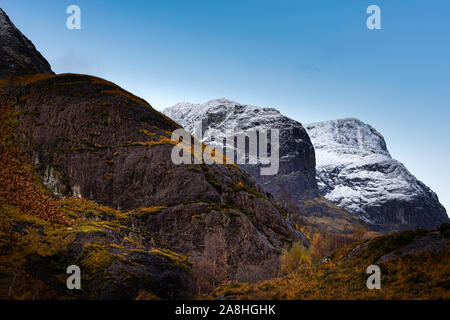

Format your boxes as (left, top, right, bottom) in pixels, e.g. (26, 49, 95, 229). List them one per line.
(2, 0, 449, 214)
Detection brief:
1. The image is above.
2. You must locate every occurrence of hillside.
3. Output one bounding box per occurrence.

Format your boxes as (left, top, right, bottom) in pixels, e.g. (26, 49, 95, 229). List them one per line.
(0, 8, 307, 299)
(0, 72, 312, 298)
(212, 224, 450, 299)
(1, 7, 448, 301)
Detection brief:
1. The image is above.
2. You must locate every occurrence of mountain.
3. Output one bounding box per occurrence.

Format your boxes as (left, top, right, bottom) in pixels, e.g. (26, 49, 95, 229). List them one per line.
(1, 7, 447, 301)
(305, 118, 449, 231)
(163, 99, 361, 233)
(164, 101, 448, 233)
(0, 9, 305, 299)
(0, 9, 53, 79)
(164, 98, 318, 198)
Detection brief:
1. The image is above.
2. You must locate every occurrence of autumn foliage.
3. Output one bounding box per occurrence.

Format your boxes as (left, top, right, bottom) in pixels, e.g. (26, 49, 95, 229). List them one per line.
(0, 93, 64, 223)
(211, 226, 450, 300)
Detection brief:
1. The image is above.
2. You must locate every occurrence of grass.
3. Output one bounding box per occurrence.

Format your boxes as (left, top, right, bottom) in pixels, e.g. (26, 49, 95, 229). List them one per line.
(0, 73, 191, 299)
(127, 135, 178, 147)
(210, 227, 450, 300)
(127, 206, 167, 217)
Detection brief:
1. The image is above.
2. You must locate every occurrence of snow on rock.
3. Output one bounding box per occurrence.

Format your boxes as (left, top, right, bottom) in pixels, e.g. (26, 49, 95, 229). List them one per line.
(164, 98, 318, 198)
(165, 100, 448, 231)
(306, 118, 449, 230)
(163, 99, 362, 234)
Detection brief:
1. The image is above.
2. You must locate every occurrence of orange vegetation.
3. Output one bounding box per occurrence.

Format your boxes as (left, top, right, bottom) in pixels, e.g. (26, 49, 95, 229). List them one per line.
(0, 97, 64, 223)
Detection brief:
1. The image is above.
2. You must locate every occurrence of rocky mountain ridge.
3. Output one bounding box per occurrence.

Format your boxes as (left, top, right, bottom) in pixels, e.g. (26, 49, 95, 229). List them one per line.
(165, 101, 448, 232)
(0, 8, 53, 79)
(164, 98, 318, 197)
(164, 99, 362, 233)
(305, 118, 449, 231)
(0, 9, 305, 299)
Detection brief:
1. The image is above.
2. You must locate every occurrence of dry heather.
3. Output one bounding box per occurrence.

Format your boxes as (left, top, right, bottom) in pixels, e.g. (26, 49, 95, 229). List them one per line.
(211, 226, 450, 300)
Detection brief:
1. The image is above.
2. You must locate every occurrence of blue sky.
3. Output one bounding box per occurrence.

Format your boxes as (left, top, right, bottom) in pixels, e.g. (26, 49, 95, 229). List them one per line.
(2, 0, 449, 213)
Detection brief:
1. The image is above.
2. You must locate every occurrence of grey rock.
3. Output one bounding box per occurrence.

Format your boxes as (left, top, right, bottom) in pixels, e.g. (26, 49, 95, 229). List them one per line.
(164, 99, 361, 233)
(0, 8, 53, 79)
(306, 118, 449, 231)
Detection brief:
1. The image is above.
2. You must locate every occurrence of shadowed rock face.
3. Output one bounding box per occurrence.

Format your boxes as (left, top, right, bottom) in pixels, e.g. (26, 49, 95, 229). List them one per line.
(0, 9, 308, 298)
(306, 118, 449, 231)
(1, 74, 307, 275)
(164, 99, 318, 198)
(164, 99, 362, 233)
(0, 8, 53, 79)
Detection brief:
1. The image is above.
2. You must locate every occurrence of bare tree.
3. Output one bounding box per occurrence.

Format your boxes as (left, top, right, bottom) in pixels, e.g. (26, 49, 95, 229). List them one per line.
(234, 256, 281, 283)
(190, 228, 229, 295)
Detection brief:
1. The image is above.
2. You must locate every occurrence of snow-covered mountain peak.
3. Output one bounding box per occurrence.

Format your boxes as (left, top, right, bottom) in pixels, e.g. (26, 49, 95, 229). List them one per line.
(164, 101, 448, 231)
(204, 98, 239, 105)
(306, 118, 448, 229)
(306, 118, 389, 158)
(164, 99, 286, 136)
(163, 98, 319, 207)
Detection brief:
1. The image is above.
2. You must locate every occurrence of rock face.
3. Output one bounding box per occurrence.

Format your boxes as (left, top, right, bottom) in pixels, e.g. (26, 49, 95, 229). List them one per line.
(377, 228, 450, 263)
(164, 99, 318, 199)
(0, 8, 53, 79)
(0, 9, 306, 299)
(305, 118, 449, 231)
(164, 99, 361, 233)
(0, 74, 307, 297)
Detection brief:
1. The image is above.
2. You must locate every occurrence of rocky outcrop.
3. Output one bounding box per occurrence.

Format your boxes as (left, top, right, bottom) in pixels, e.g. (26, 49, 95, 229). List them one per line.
(164, 99, 361, 233)
(377, 228, 450, 263)
(305, 118, 449, 231)
(164, 99, 318, 199)
(0, 8, 53, 79)
(0, 9, 306, 299)
(164, 101, 449, 233)
(1, 74, 306, 279)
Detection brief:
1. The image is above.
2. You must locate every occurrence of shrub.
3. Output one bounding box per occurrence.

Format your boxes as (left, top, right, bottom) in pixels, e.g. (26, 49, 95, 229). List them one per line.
(310, 231, 355, 263)
(189, 229, 229, 296)
(280, 242, 311, 274)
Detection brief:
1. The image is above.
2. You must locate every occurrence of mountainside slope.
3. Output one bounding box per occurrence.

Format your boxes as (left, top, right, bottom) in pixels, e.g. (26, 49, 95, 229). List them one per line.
(212, 223, 450, 300)
(0, 9, 306, 298)
(0, 74, 308, 297)
(164, 99, 361, 233)
(305, 118, 449, 231)
(0, 9, 53, 79)
(0, 76, 188, 299)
